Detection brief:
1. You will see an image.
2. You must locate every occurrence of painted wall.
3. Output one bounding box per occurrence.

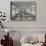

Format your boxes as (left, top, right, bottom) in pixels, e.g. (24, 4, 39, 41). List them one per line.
(0, 0, 46, 27)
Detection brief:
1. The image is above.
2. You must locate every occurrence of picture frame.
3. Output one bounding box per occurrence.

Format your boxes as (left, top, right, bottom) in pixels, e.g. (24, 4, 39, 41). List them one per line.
(10, 1, 36, 21)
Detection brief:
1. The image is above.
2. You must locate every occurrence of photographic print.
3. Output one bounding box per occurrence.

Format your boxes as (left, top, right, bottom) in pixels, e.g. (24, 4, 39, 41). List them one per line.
(10, 1, 36, 21)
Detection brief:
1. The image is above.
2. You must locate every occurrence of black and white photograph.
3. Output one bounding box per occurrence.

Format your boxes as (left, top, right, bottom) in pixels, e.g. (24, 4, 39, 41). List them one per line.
(10, 1, 36, 21)
(0, 0, 46, 46)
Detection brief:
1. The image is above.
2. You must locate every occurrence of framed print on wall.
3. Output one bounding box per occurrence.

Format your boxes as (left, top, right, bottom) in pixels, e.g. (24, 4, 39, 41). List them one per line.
(10, 1, 36, 21)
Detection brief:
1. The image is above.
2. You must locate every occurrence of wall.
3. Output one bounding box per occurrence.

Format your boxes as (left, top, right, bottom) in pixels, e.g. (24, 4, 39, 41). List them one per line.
(0, 0, 46, 28)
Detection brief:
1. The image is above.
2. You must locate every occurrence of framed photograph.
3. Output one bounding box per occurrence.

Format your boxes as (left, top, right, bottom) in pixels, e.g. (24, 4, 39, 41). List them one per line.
(10, 1, 36, 21)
